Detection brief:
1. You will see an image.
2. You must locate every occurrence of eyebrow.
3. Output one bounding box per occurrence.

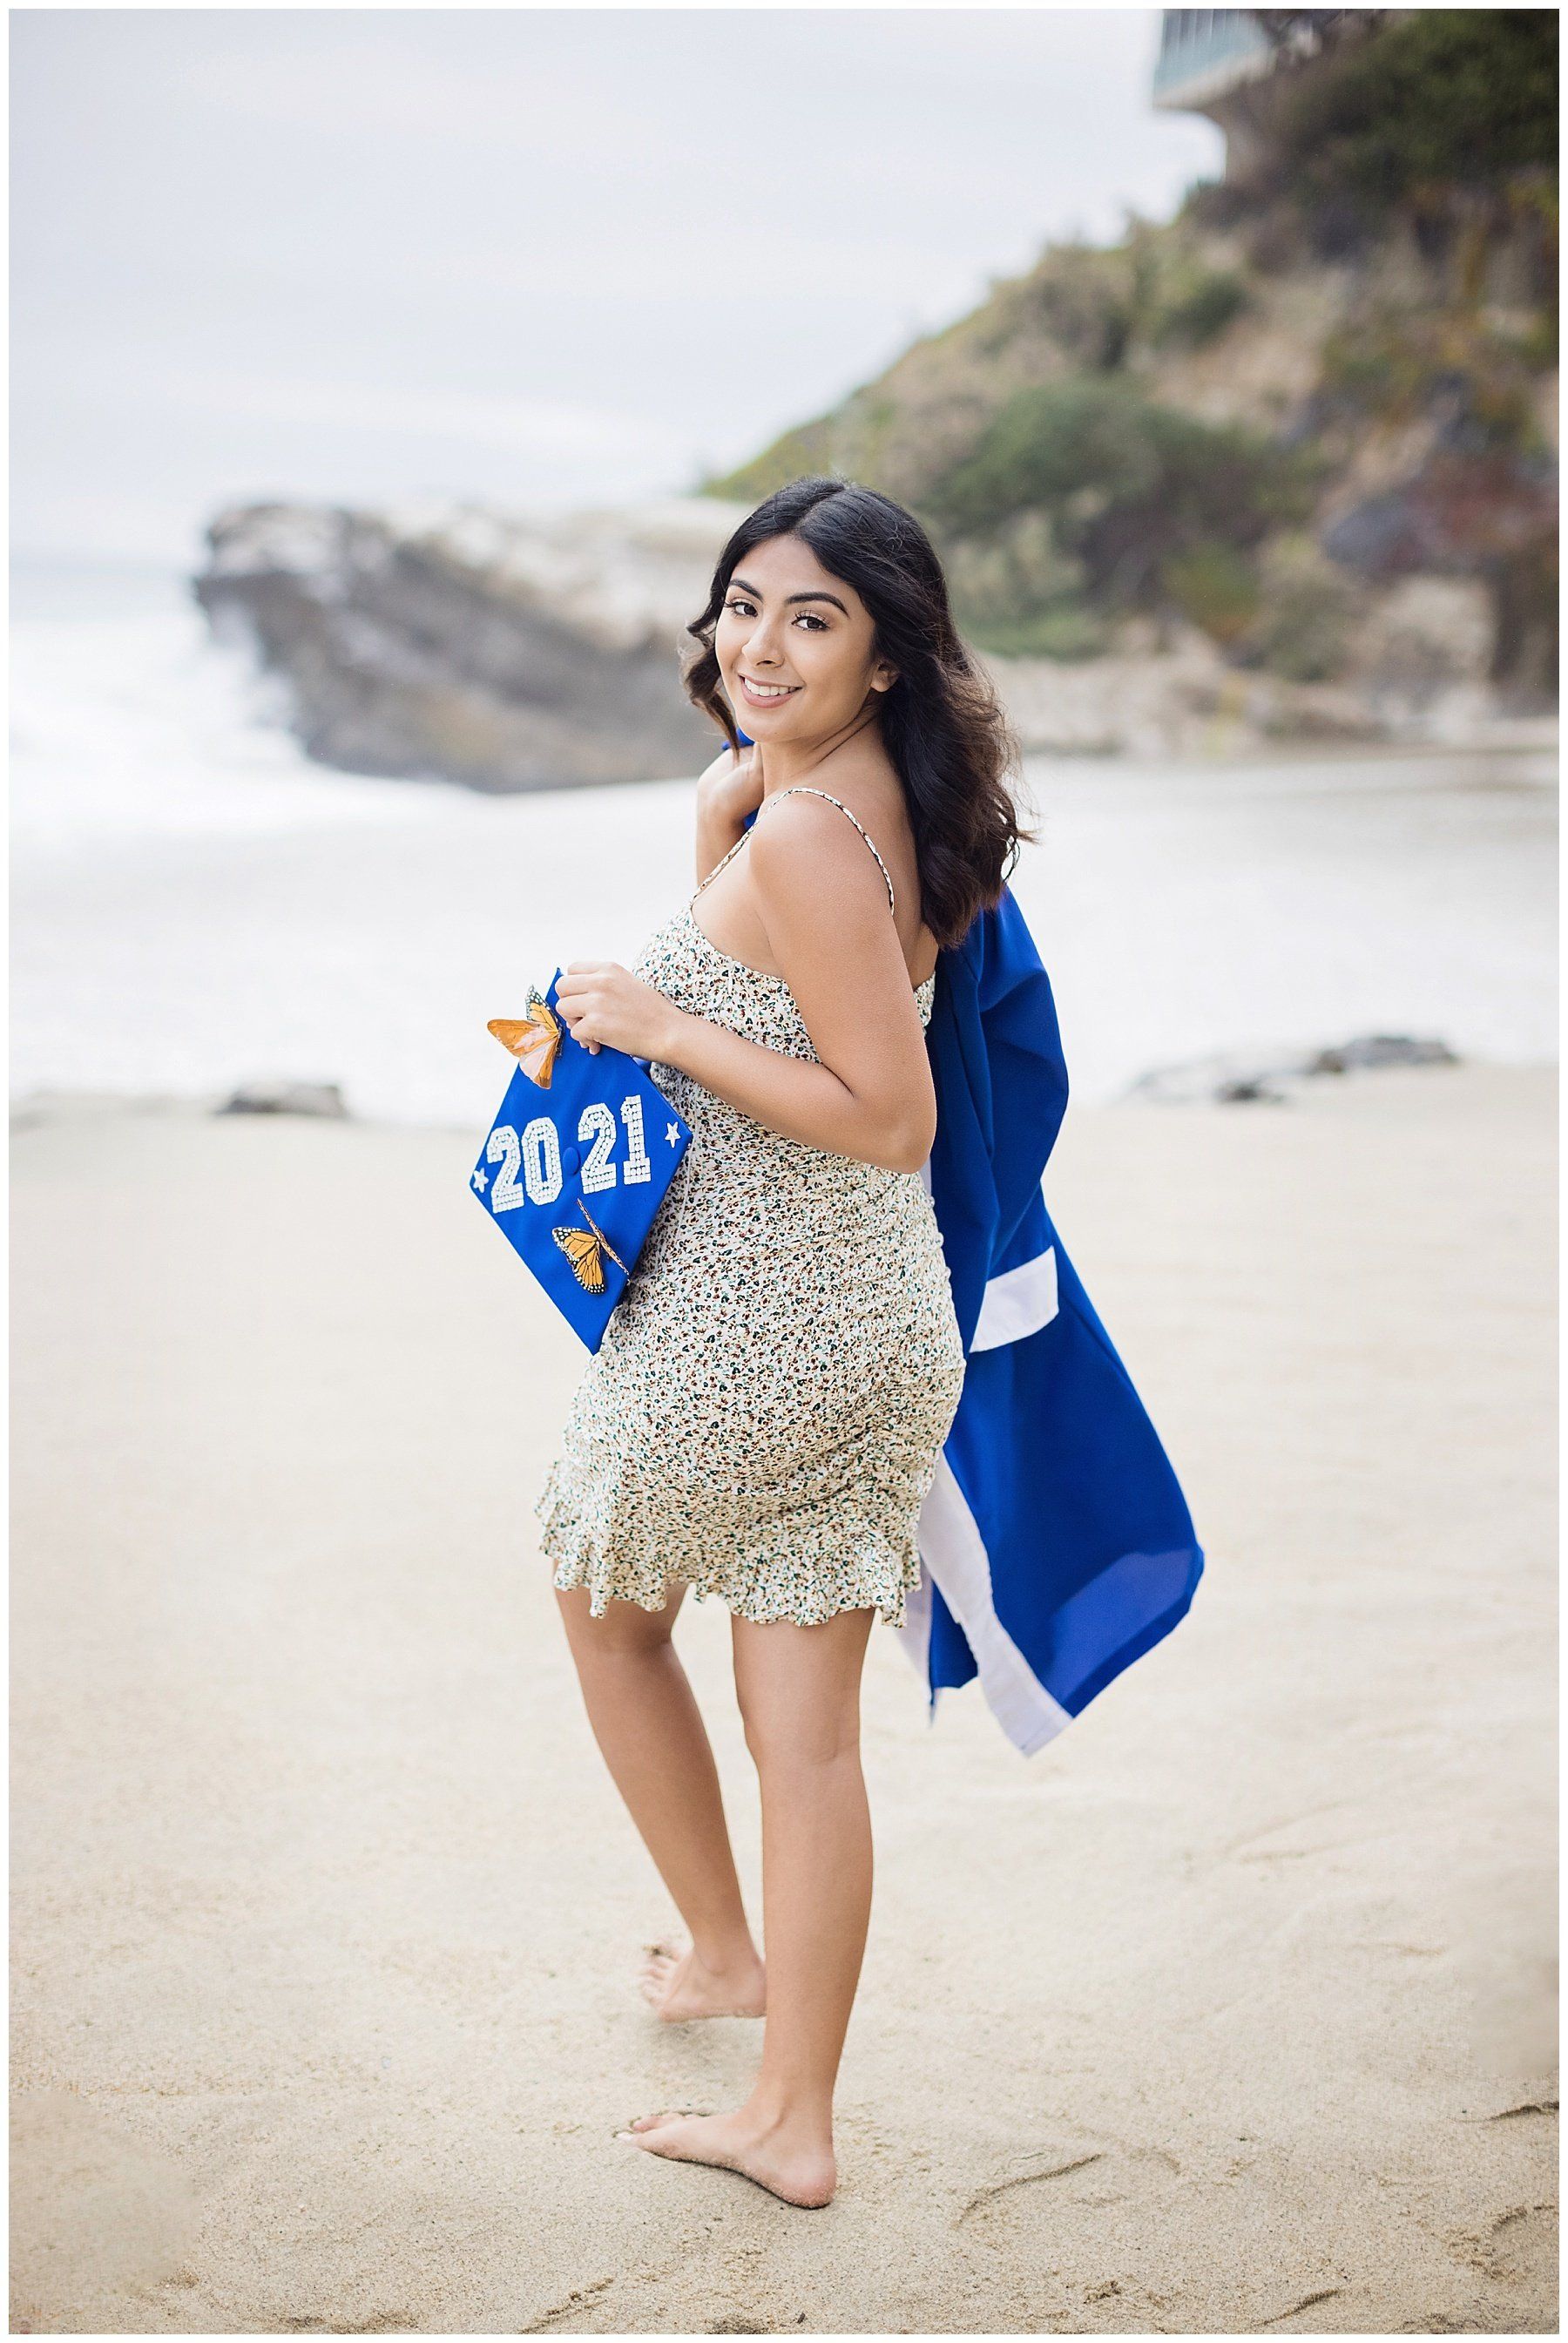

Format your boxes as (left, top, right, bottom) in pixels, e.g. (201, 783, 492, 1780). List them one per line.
(730, 574, 850, 616)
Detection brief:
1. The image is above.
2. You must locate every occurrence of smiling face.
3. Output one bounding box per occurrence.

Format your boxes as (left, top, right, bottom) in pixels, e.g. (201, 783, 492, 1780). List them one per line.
(714, 532, 898, 741)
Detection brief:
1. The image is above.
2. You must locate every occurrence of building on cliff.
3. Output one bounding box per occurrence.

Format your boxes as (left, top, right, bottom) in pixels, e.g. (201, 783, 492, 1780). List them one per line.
(1152, 10, 1386, 181)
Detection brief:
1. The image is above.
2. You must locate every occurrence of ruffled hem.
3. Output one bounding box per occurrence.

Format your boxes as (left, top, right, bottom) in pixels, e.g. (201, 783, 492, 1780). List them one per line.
(534, 1457, 925, 1632)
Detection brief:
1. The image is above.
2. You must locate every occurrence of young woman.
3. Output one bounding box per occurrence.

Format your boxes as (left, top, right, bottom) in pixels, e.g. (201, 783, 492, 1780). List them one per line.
(538, 476, 1029, 2210)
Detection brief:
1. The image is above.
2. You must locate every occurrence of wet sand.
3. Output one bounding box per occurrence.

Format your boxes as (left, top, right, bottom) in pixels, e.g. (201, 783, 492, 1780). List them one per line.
(10, 1061, 1557, 2333)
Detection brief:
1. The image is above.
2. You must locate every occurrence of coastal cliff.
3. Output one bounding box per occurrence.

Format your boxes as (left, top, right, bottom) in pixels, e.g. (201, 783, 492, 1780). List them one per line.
(708, 11, 1557, 723)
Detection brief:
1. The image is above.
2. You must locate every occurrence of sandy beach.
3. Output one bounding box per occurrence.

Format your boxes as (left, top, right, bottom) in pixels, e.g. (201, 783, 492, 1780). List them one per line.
(10, 1059, 1556, 2335)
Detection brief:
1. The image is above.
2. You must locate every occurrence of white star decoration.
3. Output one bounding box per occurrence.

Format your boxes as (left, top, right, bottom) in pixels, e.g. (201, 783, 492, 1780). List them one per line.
(666, 1121, 679, 1146)
(471, 1167, 488, 1192)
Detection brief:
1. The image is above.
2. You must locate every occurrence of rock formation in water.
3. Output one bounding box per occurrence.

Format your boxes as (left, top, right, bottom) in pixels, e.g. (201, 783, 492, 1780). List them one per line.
(193, 497, 747, 792)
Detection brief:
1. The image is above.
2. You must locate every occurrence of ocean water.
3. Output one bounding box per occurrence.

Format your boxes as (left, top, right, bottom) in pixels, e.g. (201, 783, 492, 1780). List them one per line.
(10, 564, 1558, 1128)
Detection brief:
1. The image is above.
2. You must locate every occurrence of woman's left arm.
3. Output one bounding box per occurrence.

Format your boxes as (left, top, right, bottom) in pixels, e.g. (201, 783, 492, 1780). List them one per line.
(554, 798, 936, 1175)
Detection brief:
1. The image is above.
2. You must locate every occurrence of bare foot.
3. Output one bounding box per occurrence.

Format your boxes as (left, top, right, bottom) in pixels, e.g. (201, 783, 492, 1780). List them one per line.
(615, 2105, 835, 2209)
(639, 1940, 766, 2022)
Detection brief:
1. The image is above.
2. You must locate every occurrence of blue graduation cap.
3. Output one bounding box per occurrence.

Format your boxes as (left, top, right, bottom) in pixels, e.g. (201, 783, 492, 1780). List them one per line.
(471, 968, 691, 1351)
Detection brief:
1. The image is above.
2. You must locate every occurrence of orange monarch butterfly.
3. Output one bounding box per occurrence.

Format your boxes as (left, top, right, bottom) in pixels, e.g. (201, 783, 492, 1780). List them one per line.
(552, 1199, 630, 1295)
(488, 989, 564, 1089)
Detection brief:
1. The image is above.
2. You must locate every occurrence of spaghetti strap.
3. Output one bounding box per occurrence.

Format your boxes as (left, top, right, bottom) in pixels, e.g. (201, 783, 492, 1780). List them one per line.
(755, 786, 898, 917)
(691, 829, 749, 902)
(691, 783, 900, 918)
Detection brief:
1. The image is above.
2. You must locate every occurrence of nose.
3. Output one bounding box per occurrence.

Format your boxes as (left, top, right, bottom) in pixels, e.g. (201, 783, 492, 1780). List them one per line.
(741, 613, 785, 667)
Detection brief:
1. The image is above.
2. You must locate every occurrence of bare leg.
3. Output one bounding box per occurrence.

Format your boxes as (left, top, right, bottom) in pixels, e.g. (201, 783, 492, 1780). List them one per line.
(620, 1604, 873, 2206)
(554, 1583, 765, 2018)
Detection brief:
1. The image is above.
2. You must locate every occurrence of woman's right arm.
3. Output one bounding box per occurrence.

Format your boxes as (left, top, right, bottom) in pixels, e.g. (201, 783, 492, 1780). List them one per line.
(693, 742, 764, 886)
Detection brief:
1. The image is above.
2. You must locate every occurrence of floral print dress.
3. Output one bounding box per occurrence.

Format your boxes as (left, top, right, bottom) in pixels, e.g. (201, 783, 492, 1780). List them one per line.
(534, 787, 967, 1629)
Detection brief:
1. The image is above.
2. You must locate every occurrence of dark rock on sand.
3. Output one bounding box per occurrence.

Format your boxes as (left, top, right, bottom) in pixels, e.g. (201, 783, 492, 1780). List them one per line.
(218, 1080, 350, 1120)
(1307, 1034, 1463, 1075)
(1128, 1033, 1462, 1105)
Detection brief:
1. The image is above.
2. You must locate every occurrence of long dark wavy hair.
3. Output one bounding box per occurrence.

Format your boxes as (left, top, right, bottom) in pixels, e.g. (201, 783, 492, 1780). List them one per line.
(681, 476, 1031, 949)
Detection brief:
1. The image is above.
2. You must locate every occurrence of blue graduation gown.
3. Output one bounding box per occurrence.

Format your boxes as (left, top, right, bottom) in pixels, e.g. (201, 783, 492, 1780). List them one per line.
(903, 884, 1205, 1752)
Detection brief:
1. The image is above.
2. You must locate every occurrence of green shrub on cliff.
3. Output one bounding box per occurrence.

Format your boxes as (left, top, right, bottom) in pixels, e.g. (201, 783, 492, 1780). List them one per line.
(929, 382, 1314, 629)
(1273, 10, 1558, 218)
(1161, 545, 1260, 645)
(1150, 268, 1250, 350)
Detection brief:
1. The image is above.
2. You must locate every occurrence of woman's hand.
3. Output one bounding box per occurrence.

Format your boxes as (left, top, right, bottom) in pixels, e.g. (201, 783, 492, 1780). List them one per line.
(555, 962, 685, 1061)
(694, 744, 765, 884)
(698, 743, 765, 830)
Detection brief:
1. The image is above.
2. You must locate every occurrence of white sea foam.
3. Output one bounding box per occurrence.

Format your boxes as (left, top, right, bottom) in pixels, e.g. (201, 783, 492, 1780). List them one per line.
(10, 565, 1558, 1128)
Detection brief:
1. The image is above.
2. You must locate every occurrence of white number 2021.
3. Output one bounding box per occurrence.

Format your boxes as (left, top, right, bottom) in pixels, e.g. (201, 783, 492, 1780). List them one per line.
(488, 1095, 652, 1214)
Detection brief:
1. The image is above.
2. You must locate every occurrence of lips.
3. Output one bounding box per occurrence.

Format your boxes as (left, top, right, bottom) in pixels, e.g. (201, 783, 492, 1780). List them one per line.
(738, 674, 801, 706)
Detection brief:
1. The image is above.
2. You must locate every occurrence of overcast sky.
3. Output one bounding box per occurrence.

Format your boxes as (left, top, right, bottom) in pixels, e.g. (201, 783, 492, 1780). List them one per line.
(11, 8, 1220, 567)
